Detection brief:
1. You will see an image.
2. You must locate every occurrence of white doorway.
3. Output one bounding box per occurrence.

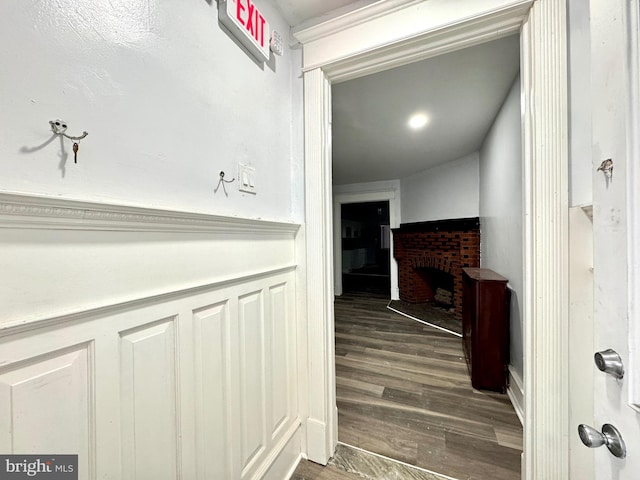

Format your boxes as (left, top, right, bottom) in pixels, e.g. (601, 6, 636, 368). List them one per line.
(295, 1, 570, 478)
(339, 201, 391, 295)
(333, 184, 401, 299)
(329, 34, 523, 478)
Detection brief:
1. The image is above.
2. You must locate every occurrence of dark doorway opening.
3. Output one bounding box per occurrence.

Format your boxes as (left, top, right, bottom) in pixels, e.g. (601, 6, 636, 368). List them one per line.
(341, 201, 391, 295)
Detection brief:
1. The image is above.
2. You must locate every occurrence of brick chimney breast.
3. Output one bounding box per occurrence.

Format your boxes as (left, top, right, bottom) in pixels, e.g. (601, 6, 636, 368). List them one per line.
(392, 218, 480, 319)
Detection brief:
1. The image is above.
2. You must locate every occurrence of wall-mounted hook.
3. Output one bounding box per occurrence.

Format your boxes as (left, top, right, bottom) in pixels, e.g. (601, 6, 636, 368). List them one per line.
(49, 119, 88, 141)
(49, 119, 88, 164)
(214, 171, 236, 196)
(597, 158, 614, 180)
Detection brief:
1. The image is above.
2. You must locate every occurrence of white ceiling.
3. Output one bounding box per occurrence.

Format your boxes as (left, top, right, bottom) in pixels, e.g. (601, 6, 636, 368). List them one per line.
(271, 1, 520, 187)
(330, 35, 521, 185)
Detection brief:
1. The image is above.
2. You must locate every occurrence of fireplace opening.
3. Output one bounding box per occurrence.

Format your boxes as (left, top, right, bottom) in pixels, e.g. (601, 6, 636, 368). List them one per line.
(392, 218, 480, 319)
(416, 268, 455, 309)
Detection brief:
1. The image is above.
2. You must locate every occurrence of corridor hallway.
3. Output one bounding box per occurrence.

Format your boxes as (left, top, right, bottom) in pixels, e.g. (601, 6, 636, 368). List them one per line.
(333, 293, 522, 480)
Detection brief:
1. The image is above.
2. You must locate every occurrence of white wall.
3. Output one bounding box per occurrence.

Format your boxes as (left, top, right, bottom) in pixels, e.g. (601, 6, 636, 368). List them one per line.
(0, 0, 303, 223)
(568, 0, 593, 208)
(567, 1, 595, 475)
(479, 76, 524, 381)
(400, 152, 479, 223)
(0, 1, 305, 478)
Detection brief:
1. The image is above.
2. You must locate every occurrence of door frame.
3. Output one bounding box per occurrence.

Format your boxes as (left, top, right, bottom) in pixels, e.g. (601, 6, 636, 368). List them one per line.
(626, 0, 640, 413)
(333, 183, 401, 299)
(295, 1, 570, 478)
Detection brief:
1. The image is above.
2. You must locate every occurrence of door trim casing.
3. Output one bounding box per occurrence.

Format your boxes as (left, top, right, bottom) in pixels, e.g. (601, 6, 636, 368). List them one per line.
(295, 1, 569, 478)
(626, 0, 640, 413)
(333, 182, 401, 299)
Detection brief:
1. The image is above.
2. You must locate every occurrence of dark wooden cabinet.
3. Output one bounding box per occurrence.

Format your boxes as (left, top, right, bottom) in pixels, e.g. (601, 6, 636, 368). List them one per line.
(462, 268, 510, 393)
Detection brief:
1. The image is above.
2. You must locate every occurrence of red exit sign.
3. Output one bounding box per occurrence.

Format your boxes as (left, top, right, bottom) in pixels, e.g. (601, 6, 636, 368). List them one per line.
(219, 0, 271, 62)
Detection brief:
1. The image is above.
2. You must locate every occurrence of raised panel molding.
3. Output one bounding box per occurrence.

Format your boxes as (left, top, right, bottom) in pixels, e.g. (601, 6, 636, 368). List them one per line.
(0, 345, 94, 478)
(238, 291, 267, 477)
(0, 273, 301, 479)
(0, 235, 301, 478)
(120, 318, 179, 480)
(268, 283, 291, 440)
(193, 302, 232, 480)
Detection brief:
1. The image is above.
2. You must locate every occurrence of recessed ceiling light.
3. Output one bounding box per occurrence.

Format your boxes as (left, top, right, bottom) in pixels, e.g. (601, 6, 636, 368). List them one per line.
(408, 113, 429, 130)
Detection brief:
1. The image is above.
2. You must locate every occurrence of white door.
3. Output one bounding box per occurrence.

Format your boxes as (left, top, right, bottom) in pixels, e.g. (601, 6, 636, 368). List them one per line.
(583, 0, 640, 477)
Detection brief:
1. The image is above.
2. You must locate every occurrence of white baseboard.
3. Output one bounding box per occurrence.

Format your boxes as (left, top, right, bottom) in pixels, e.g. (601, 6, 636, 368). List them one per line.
(507, 366, 524, 426)
(260, 425, 303, 480)
(306, 417, 331, 464)
(281, 453, 304, 480)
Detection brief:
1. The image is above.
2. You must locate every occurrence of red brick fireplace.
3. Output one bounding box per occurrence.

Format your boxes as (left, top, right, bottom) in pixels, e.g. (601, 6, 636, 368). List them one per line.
(392, 218, 480, 319)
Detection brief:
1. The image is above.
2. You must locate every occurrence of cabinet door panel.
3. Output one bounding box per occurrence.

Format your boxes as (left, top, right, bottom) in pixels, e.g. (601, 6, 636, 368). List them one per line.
(462, 268, 509, 392)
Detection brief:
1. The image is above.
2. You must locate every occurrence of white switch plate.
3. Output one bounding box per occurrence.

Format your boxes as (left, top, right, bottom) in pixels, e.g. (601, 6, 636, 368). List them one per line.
(238, 163, 256, 194)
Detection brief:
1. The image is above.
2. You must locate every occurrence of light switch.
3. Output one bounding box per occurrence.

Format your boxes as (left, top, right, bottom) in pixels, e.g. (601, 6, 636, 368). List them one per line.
(238, 163, 256, 194)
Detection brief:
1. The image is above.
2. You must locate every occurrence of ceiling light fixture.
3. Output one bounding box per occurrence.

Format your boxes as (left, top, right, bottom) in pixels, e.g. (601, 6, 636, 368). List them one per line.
(408, 113, 429, 130)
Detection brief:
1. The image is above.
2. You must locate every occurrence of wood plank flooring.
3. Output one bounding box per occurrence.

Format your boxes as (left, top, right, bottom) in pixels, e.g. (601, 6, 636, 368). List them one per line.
(291, 459, 366, 480)
(292, 443, 451, 480)
(334, 292, 522, 480)
(388, 299, 462, 335)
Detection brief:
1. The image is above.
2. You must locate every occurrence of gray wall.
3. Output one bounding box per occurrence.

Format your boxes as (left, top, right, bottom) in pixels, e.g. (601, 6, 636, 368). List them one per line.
(0, 0, 303, 223)
(400, 152, 479, 223)
(479, 76, 524, 381)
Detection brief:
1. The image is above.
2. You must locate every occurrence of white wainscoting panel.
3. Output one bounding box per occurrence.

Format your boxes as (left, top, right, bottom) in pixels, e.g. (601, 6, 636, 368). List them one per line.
(238, 291, 268, 476)
(0, 345, 93, 477)
(0, 194, 302, 480)
(193, 301, 232, 480)
(268, 283, 291, 440)
(120, 318, 179, 480)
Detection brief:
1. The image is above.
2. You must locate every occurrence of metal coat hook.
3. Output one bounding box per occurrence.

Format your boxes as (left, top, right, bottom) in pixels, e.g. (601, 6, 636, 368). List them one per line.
(214, 171, 235, 196)
(597, 158, 613, 178)
(49, 119, 88, 141)
(49, 119, 88, 164)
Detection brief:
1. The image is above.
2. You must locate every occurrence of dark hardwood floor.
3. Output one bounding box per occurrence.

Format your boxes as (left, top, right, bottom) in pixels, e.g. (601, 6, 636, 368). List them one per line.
(291, 459, 365, 480)
(292, 443, 450, 480)
(334, 292, 522, 480)
(388, 299, 462, 335)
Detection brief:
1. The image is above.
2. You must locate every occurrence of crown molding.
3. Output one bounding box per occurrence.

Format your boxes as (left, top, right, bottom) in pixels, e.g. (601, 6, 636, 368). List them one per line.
(292, 0, 423, 45)
(0, 192, 300, 235)
(321, 2, 530, 83)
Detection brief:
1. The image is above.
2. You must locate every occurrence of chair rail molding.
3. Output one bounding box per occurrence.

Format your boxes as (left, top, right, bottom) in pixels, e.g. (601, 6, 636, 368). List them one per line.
(0, 192, 299, 235)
